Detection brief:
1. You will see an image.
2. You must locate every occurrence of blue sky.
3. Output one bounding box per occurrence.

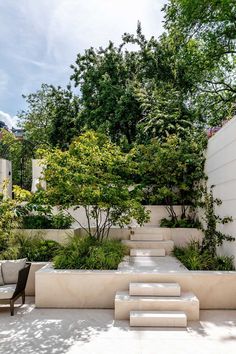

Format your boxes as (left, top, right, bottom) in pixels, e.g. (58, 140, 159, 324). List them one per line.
(0, 0, 166, 128)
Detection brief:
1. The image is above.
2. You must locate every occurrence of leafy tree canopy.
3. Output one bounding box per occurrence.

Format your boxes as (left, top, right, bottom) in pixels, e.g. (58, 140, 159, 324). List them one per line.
(37, 130, 149, 240)
(18, 83, 80, 149)
(164, 0, 236, 125)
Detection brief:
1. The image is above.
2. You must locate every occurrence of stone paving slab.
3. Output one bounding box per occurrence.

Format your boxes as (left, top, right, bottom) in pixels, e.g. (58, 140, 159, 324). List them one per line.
(0, 298, 236, 354)
(119, 255, 188, 272)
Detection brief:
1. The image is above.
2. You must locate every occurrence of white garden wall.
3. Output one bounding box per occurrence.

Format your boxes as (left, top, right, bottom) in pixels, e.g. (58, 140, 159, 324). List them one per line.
(0, 158, 12, 197)
(205, 116, 236, 266)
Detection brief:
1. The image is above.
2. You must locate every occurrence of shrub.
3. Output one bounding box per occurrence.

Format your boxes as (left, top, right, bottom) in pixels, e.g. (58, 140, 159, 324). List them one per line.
(21, 212, 73, 229)
(51, 212, 73, 229)
(53, 235, 128, 270)
(173, 241, 235, 271)
(0, 233, 62, 262)
(21, 215, 52, 229)
(160, 217, 201, 229)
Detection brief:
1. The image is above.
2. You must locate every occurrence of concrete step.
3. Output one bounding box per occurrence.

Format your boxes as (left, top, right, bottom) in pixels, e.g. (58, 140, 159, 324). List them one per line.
(129, 283, 181, 297)
(130, 227, 164, 234)
(130, 249, 166, 257)
(130, 310, 187, 327)
(130, 233, 164, 241)
(114, 291, 199, 320)
(123, 240, 174, 255)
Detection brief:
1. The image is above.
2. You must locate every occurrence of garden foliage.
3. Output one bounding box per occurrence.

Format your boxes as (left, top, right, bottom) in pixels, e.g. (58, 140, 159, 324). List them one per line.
(53, 235, 127, 270)
(39, 131, 150, 241)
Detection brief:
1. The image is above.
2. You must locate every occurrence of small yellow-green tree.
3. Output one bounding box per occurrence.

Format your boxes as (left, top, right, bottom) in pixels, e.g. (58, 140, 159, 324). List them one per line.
(39, 131, 149, 241)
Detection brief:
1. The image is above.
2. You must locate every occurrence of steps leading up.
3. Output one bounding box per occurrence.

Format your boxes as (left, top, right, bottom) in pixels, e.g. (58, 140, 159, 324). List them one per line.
(130, 233, 164, 241)
(114, 291, 199, 321)
(130, 227, 167, 235)
(130, 249, 165, 257)
(130, 310, 187, 327)
(129, 282, 181, 297)
(123, 240, 174, 255)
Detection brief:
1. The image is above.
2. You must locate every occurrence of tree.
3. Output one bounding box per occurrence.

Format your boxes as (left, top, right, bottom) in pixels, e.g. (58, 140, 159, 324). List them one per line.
(164, 0, 236, 125)
(18, 84, 80, 149)
(71, 42, 143, 145)
(135, 130, 207, 220)
(38, 131, 149, 240)
(0, 129, 33, 189)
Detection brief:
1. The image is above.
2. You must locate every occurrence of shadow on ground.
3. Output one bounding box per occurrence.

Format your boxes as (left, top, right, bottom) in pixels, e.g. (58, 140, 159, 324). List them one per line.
(0, 298, 112, 354)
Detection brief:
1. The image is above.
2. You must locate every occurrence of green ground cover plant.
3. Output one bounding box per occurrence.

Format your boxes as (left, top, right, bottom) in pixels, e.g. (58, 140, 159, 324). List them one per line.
(53, 235, 127, 270)
(173, 186, 235, 271)
(160, 217, 201, 229)
(0, 233, 62, 262)
(173, 241, 235, 271)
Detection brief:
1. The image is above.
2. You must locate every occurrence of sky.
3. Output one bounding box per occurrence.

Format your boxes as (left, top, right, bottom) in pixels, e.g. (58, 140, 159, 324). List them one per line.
(0, 0, 166, 128)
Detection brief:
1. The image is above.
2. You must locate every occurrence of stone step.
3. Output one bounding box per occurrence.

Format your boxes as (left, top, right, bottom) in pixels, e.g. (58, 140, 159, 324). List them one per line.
(130, 249, 166, 257)
(130, 233, 164, 241)
(130, 310, 187, 327)
(130, 227, 164, 235)
(129, 283, 181, 297)
(114, 291, 199, 320)
(123, 240, 174, 255)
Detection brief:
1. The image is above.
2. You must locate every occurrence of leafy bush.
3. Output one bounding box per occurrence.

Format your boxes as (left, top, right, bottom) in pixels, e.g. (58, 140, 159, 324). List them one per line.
(51, 212, 73, 229)
(53, 236, 128, 270)
(160, 217, 201, 229)
(21, 212, 73, 229)
(21, 215, 52, 229)
(0, 233, 62, 262)
(173, 241, 235, 271)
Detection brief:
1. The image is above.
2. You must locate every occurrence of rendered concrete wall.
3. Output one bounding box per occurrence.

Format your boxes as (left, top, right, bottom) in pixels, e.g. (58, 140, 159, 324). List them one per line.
(63, 205, 184, 229)
(0, 158, 12, 197)
(18, 227, 202, 245)
(205, 117, 236, 266)
(18, 229, 74, 244)
(25, 262, 48, 296)
(31, 159, 46, 192)
(35, 265, 236, 309)
(76, 227, 203, 245)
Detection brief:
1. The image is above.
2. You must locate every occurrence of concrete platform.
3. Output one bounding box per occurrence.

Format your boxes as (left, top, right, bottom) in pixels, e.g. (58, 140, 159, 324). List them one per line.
(0, 298, 236, 354)
(129, 282, 181, 296)
(130, 249, 166, 257)
(118, 255, 188, 272)
(130, 233, 164, 241)
(115, 291, 199, 320)
(130, 310, 187, 327)
(122, 240, 174, 255)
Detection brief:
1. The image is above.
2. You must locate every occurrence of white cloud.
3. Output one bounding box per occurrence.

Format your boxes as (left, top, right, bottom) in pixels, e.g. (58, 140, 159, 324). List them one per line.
(0, 111, 18, 129)
(0, 0, 166, 115)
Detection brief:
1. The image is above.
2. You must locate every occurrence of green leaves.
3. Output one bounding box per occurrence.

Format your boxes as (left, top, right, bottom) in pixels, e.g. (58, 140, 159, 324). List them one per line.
(201, 185, 235, 257)
(39, 131, 149, 240)
(135, 131, 206, 212)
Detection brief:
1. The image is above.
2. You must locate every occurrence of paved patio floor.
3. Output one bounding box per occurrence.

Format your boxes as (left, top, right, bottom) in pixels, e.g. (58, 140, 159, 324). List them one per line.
(0, 297, 236, 354)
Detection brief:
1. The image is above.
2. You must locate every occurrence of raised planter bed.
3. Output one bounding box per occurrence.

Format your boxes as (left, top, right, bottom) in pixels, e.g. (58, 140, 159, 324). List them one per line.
(35, 264, 236, 310)
(25, 262, 48, 296)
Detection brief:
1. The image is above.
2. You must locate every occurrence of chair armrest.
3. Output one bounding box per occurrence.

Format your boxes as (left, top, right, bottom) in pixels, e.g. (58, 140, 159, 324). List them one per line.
(12, 263, 31, 298)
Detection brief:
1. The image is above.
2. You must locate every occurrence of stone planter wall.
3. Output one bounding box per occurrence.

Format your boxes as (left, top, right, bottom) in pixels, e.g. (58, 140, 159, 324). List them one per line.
(35, 265, 236, 309)
(25, 262, 48, 296)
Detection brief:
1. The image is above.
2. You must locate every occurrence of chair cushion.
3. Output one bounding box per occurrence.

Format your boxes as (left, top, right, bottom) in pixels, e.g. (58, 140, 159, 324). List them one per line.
(0, 264, 4, 286)
(1, 259, 27, 284)
(0, 284, 16, 299)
